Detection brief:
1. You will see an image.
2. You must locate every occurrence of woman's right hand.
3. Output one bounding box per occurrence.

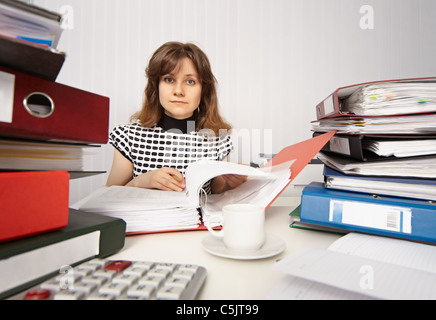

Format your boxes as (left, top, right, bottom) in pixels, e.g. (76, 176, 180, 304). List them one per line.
(127, 167, 186, 192)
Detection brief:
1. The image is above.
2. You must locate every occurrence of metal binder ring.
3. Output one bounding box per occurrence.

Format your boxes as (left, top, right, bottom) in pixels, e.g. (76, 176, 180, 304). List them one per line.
(23, 92, 55, 118)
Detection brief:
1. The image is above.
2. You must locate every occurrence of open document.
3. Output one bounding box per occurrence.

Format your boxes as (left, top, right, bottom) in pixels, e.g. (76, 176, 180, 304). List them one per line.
(73, 131, 336, 234)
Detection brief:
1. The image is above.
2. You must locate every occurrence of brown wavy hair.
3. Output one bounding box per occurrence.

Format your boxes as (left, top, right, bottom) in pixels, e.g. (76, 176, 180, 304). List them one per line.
(131, 42, 232, 136)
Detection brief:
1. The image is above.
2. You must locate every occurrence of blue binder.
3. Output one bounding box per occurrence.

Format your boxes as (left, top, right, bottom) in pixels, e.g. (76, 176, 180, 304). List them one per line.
(300, 182, 436, 243)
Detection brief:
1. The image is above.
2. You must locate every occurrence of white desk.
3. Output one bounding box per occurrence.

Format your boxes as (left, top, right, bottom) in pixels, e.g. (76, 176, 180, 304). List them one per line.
(110, 197, 342, 300)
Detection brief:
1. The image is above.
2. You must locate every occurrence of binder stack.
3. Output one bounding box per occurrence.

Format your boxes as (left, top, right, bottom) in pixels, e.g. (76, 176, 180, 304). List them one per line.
(295, 78, 436, 243)
(0, 1, 124, 299)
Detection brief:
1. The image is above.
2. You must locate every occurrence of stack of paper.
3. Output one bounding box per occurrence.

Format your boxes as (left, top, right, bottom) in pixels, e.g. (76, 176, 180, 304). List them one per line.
(72, 186, 201, 233)
(362, 138, 436, 158)
(311, 78, 436, 192)
(298, 79, 436, 246)
(0, 138, 98, 172)
(268, 233, 436, 300)
(342, 82, 436, 116)
(312, 113, 436, 134)
(317, 151, 436, 178)
(323, 167, 436, 201)
(0, 0, 63, 48)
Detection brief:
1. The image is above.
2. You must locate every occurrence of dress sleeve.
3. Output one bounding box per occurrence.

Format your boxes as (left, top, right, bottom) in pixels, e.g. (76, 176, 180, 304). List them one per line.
(108, 125, 132, 161)
(216, 134, 233, 160)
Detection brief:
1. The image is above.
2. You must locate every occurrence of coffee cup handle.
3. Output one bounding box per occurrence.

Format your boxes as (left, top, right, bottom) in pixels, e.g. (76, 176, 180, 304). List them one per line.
(206, 215, 224, 239)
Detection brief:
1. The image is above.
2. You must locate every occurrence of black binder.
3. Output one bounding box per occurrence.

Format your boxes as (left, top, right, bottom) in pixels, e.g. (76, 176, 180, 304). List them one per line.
(0, 209, 126, 299)
(0, 35, 65, 81)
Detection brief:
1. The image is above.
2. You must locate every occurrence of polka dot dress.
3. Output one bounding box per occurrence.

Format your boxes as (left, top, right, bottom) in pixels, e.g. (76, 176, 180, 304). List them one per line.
(109, 122, 233, 193)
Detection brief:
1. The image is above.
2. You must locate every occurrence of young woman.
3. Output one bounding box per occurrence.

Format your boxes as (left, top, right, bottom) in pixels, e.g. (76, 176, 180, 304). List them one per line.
(106, 42, 246, 193)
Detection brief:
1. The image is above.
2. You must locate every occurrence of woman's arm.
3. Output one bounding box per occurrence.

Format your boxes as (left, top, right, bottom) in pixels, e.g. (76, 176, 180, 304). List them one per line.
(106, 149, 186, 191)
(106, 149, 135, 186)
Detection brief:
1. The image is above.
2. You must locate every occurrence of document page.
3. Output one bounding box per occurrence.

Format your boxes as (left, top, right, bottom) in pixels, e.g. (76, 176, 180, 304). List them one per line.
(273, 247, 436, 300)
(73, 186, 192, 212)
(269, 233, 436, 300)
(329, 233, 436, 273)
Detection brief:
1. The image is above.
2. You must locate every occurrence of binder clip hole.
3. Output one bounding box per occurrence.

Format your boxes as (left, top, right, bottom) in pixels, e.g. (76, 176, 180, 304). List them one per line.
(23, 92, 54, 118)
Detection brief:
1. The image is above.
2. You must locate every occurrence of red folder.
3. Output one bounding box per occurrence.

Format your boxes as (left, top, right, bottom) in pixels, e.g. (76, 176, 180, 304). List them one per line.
(0, 66, 109, 144)
(316, 77, 436, 120)
(0, 170, 69, 242)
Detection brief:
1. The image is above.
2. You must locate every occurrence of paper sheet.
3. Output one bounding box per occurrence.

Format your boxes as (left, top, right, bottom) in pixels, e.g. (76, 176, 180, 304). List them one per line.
(269, 233, 436, 300)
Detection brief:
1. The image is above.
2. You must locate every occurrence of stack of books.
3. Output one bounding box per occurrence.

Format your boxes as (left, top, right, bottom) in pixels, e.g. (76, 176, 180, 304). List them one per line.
(293, 77, 436, 243)
(0, 1, 124, 300)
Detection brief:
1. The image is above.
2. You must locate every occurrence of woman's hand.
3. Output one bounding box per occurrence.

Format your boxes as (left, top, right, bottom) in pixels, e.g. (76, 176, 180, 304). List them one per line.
(211, 174, 247, 194)
(221, 174, 248, 189)
(128, 167, 186, 192)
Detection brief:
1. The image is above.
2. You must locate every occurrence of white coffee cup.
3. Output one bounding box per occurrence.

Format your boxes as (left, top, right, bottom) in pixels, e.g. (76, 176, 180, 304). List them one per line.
(206, 203, 266, 252)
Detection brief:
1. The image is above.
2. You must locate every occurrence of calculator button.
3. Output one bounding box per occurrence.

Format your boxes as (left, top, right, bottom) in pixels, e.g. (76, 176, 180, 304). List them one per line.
(155, 263, 176, 272)
(54, 290, 86, 300)
(104, 260, 131, 273)
(172, 270, 195, 281)
(40, 279, 62, 292)
(112, 273, 139, 286)
(72, 267, 92, 277)
(54, 273, 82, 285)
(72, 282, 98, 295)
(12, 260, 206, 301)
(156, 286, 184, 300)
(87, 259, 108, 267)
(93, 268, 117, 280)
(77, 262, 101, 272)
(24, 289, 51, 300)
(87, 293, 116, 300)
(99, 282, 128, 297)
(127, 284, 155, 299)
(132, 261, 154, 270)
(148, 268, 171, 279)
(138, 275, 164, 288)
(81, 275, 108, 287)
(178, 264, 199, 273)
(123, 266, 148, 277)
(165, 277, 190, 289)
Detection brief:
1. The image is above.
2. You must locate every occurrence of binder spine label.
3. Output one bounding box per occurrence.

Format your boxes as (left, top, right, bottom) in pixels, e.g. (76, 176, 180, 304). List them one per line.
(0, 71, 15, 124)
(329, 200, 412, 234)
(329, 136, 351, 156)
(324, 96, 335, 115)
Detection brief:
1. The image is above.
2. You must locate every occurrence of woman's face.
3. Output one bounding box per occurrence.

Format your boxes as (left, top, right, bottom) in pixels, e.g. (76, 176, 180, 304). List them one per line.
(158, 57, 202, 120)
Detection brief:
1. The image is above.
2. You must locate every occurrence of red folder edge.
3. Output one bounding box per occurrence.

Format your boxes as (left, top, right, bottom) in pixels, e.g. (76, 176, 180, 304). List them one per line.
(263, 130, 337, 209)
(0, 171, 70, 242)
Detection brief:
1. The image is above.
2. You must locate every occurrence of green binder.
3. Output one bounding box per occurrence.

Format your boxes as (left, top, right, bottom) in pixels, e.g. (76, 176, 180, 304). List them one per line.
(0, 209, 126, 299)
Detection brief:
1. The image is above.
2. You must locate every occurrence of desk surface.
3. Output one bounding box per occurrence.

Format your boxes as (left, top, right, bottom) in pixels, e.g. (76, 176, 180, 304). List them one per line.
(110, 197, 342, 300)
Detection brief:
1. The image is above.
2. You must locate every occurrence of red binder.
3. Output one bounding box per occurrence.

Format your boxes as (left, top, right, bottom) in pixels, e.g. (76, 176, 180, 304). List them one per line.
(316, 77, 436, 120)
(0, 66, 109, 144)
(0, 170, 69, 242)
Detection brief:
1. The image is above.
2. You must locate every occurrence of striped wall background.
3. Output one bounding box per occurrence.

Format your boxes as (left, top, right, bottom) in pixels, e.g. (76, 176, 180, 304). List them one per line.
(31, 0, 436, 204)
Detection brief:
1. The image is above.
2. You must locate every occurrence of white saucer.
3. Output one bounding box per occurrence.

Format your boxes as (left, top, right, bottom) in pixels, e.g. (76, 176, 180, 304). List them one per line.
(201, 234, 285, 260)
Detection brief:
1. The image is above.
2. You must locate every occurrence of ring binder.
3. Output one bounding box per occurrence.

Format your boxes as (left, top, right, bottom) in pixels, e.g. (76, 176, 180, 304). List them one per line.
(0, 66, 110, 144)
(23, 91, 55, 118)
